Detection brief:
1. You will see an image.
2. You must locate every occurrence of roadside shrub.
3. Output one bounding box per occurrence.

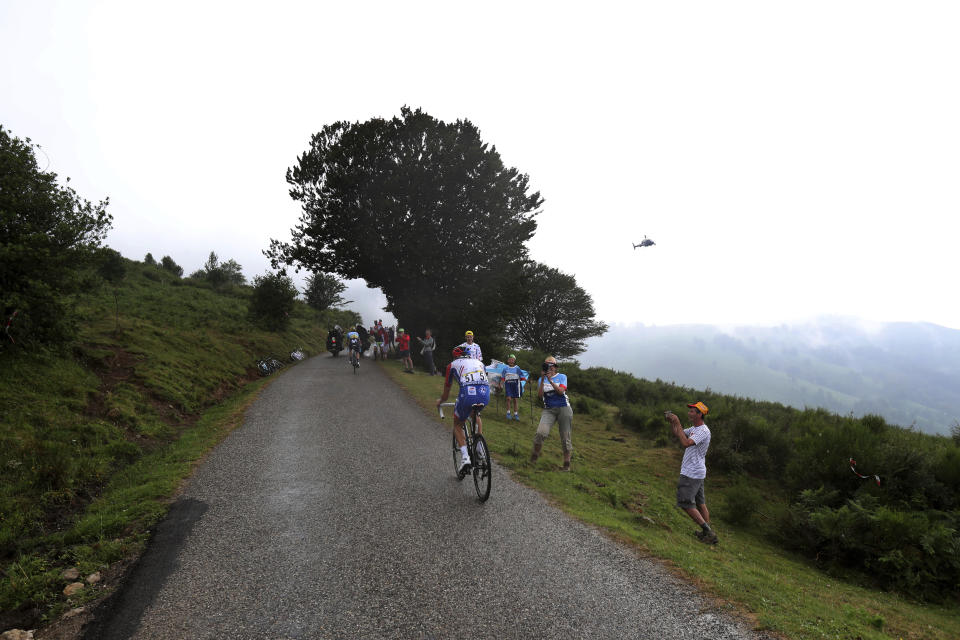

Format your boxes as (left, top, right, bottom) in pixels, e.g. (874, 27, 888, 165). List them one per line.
(574, 395, 600, 416)
(723, 478, 764, 526)
(782, 494, 960, 602)
(619, 405, 646, 432)
(711, 414, 792, 477)
(248, 272, 298, 331)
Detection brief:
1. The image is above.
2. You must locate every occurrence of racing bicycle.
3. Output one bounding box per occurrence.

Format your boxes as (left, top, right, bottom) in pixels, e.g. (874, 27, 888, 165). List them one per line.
(349, 348, 360, 374)
(439, 401, 491, 501)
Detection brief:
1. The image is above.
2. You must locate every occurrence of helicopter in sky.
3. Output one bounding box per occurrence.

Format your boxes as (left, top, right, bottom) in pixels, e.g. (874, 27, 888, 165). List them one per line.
(632, 236, 655, 249)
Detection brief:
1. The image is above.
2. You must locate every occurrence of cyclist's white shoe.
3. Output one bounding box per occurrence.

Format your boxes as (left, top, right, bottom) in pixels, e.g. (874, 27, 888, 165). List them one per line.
(458, 458, 471, 474)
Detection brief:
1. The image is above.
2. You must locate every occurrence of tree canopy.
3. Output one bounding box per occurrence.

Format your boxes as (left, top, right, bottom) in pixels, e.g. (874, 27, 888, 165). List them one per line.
(304, 272, 350, 312)
(268, 107, 542, 348)
(0, 125, 112, 346)
(505, 262, 609, 359)
(191, 251, 245, 289)
(248, 272, 298, 331)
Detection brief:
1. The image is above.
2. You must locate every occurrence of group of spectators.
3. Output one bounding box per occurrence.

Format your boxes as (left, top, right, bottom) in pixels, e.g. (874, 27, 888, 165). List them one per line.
(329, 323, 719, 545)
(435, 330, 719, 545)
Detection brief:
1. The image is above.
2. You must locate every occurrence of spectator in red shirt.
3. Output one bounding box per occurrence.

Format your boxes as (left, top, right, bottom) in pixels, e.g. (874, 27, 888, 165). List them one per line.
(397, 328, 413, 373)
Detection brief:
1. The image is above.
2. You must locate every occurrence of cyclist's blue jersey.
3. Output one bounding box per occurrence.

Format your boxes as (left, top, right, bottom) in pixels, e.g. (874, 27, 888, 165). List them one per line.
(445, 357, 489, 389)
(346, 331, 361, 351)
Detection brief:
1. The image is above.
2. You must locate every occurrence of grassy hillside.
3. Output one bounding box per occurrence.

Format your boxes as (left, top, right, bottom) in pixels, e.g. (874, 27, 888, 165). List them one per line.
(381, 358, 960, 640)
(0, 259, 354, 632)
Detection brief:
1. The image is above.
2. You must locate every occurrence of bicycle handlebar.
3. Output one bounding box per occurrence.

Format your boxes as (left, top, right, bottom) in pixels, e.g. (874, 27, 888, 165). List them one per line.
(438, 401, 455, 419)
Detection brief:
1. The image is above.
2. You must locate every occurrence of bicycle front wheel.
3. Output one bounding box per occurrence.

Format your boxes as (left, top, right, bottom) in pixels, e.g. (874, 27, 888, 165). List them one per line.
(472, 434, 492, 502)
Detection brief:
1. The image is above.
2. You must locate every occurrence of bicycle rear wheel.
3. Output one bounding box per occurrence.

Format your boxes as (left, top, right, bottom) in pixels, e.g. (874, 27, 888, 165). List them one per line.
(472, 434, 492, 501)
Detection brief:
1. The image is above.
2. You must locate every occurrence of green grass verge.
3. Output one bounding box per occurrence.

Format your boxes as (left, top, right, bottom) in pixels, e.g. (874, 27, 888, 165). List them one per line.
(0, 259, 357, 630)
(2, 375, 270, 625)
(377, 357, 960, 640)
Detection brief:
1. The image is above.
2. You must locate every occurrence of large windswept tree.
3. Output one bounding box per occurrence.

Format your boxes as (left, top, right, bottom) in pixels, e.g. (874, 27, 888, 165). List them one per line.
(505, 262, 609, 359)
(267, 107, 542, 348)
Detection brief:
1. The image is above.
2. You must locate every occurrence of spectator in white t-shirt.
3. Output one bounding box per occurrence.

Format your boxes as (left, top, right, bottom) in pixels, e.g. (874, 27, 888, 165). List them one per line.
(665, 401, 717, 544)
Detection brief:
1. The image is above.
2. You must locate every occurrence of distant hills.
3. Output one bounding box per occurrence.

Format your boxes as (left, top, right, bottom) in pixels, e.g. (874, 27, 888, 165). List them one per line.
(579, 317, 960, 436)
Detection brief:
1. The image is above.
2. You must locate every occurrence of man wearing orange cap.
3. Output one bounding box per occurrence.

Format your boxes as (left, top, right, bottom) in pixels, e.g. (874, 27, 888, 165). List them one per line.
(665, 401, 717, 544)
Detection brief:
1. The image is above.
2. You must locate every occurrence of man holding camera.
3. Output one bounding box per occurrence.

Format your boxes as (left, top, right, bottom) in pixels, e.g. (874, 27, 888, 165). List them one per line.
(529, 356, 573, 471)
(665, 401, 717, 544)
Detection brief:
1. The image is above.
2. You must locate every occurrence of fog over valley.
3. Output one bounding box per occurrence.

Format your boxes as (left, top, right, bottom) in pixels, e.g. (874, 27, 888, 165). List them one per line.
(580, 317, 960, 437)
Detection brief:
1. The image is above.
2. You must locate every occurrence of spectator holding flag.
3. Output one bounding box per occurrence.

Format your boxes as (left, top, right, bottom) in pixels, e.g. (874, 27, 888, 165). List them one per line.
(502, 354, 527, 421)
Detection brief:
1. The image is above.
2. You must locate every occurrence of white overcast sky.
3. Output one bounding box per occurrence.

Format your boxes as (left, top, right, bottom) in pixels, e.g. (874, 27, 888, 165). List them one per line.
(3, 1, 959, 330)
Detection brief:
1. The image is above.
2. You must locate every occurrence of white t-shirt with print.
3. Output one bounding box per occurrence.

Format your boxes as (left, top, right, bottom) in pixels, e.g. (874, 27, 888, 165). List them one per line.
(680, 424, 711, 479)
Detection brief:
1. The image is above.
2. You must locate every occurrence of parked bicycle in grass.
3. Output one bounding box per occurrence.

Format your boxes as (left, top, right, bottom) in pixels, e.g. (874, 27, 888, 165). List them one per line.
(256, 355, 285, 376)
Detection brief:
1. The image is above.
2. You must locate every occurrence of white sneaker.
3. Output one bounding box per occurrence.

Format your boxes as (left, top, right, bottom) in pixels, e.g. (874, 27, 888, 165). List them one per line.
(458, 458, 471, 474)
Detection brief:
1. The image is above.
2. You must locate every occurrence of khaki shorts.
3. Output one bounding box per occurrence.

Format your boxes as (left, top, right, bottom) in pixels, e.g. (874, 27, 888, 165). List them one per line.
(676, 474, 706, 508)
(534, 405, 573, 453)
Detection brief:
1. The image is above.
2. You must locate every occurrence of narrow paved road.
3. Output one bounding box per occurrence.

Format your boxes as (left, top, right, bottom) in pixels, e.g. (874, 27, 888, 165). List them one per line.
(86, 355, 766, 640)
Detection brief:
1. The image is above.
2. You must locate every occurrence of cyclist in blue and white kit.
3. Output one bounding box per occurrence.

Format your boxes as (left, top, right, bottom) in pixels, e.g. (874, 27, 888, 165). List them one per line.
(346, 329, 362, 366)
(436, 345, 490, 474)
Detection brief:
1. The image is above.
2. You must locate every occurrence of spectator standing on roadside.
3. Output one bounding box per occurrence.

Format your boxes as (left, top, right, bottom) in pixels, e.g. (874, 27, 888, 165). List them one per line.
(502, 354, 526, 421)
(387, 325, 395, 355)
(458, 330, 482, 362)
(529, 356, 573, 471)
(417, 329, 437, 375)
(665, 401, 717, 544)
(377, 323, 387, 356)
(397, 328, 414, 373)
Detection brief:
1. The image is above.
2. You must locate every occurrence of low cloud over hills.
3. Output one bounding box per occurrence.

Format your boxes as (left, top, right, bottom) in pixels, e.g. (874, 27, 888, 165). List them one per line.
(581, 317, 960, 436)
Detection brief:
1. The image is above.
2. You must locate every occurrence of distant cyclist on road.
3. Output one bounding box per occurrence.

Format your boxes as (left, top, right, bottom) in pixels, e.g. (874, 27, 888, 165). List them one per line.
(457, 330, 483, 362)
(346, 329, 362, 367)
(436, 345, 490, 474)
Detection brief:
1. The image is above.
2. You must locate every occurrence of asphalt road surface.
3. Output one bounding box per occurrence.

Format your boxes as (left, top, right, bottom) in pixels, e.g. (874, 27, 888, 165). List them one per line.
(85, 354, 768, 640)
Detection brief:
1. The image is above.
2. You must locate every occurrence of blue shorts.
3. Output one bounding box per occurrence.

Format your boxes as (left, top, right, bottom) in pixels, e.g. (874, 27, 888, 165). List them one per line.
(455, 385, 490, 420)
(504, 380, 521, 398)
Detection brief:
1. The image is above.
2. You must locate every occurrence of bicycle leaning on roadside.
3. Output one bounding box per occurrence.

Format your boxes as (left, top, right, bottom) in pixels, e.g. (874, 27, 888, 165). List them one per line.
(256, 355, 285, 376)
(439, 401, 492, 502)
